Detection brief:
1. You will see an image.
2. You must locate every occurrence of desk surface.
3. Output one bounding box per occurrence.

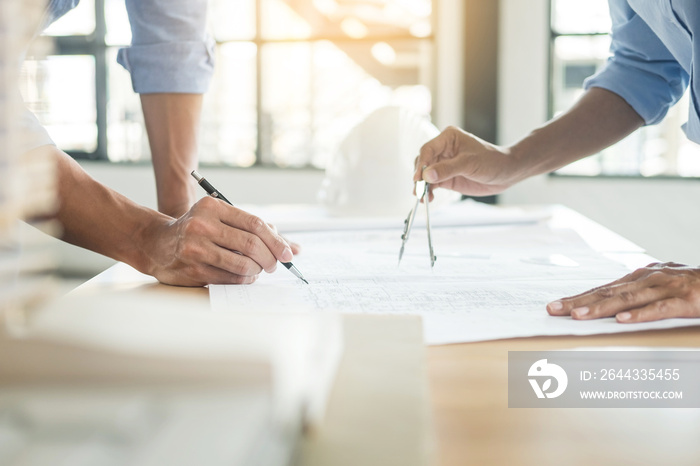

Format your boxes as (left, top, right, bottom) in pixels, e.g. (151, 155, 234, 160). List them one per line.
(427, 206, 700, 465)
(78, 206, 700, 466)
(429, 328, 700, 466)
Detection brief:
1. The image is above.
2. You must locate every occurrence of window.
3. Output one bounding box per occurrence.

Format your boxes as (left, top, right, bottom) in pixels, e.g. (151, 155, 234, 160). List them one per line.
(22, 0, 434, 168)
(550, 0, 700, 177)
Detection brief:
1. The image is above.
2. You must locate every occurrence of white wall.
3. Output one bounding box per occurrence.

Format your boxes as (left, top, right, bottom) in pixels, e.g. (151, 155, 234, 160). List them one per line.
(498, 0, 700, 265)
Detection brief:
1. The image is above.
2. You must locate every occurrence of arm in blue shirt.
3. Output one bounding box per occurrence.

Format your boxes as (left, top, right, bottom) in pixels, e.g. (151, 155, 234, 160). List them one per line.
(117, 0, 215, 94)
(584, 0, 689, 126)
(115, 0, 215, 216)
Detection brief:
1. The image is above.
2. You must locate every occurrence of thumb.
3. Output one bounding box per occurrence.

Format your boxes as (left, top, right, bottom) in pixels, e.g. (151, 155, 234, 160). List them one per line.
(422, 156, 469, 184)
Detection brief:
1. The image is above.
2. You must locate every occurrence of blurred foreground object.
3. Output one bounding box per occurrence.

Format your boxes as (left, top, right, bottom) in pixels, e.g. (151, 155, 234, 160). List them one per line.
(0, 285, 342, 466)
(0, 0, 57, 333)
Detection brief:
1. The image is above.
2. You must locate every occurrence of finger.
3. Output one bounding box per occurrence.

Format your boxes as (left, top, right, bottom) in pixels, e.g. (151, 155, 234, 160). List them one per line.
(568, 283, 669, 320)
(277, 232, 302, 255)
(616, 298, 697, 323)
(547, 269, 654, 315)
(171, 263, 259, 287)
(199, 265, 259, 285)
(415, 128, 459, 181)
(282, 237, 302, 255)
(214, 227, 278, 273)
(207, 240, 266, 276)
(221, 207, 294, 264)
(422, 155, 472, 185)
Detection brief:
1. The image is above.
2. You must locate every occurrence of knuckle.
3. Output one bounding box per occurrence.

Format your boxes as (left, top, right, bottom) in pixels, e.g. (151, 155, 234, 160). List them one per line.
(647, 271, 667, 281)
(596, 287, 615, 299)
(666, 276, 685, 291)
(660, 261, 681, 268)
(246, 215, 266, 234)
(685, 288, 700, 304)
(183, 217, 209, 236)
(233, 260, 257, 277)
(226, 259, 246, 276)
(231, 273, 258, 285)
(178, 241, 202, 260)
(197, 195, 219, 210)
(654, 299, 670, 316)
(242, 234, 263, 256)
(243, 259, 263, 276)
(618, 290, 635, 303)
(189, 264, 209, 283)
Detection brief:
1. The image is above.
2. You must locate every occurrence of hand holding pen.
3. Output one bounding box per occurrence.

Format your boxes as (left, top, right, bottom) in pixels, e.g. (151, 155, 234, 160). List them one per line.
(192, 170, 309, 284)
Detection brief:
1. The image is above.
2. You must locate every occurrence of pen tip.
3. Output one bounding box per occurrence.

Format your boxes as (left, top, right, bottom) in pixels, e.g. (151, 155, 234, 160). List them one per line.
(301, 278, 309, 284)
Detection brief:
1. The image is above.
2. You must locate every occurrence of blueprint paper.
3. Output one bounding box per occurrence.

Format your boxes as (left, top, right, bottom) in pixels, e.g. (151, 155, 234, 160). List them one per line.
(210, 224, 700, 345)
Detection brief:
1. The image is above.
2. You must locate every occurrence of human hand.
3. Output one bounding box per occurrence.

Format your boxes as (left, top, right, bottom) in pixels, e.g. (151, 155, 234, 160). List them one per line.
(140, 196, 295, 286)
(414, 126, 520, 201)
(547, 262, 700, 323)
(266, 222, 302, 256)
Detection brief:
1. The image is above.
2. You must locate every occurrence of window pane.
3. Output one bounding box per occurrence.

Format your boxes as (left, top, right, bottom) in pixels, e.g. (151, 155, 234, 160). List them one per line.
(261, 42, 312, 165)
(43, 0, 96, 37)
(200, 43, 258, 166)
(551, 2, 700, 178)
(20, 56, 98, 153)
(551, 35, 611, 114)
(106, 48, 147, 162)
(261, 0, 432, 40)
(552, 0, 611, 34)
(209, 0, 256, 41)
(261, 40, 432, 167)
(105, 0, 132, 46)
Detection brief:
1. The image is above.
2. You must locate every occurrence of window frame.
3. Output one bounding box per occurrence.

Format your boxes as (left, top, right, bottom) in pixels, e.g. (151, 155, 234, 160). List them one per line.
(45, 0, 436, 167)
(43, 0, 108, 161)
(547, 0, 700, 180)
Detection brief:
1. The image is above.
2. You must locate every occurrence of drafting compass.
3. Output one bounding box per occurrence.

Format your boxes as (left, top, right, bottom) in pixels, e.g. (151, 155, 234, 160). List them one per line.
(398, 172, 436, 268)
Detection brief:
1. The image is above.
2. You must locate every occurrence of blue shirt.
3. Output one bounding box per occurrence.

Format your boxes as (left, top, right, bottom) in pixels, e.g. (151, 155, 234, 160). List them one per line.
(584, 0, 699, 143)
(45, 0, 214, 93)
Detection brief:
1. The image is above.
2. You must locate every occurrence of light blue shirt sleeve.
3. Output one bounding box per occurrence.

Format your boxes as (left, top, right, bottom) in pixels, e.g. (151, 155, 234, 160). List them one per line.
(116, 0, 215, 94)
(584, 0, 689, 126)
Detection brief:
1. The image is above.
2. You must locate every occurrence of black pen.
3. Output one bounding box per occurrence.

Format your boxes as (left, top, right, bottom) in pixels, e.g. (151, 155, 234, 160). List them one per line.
(191, 170, 309, 284)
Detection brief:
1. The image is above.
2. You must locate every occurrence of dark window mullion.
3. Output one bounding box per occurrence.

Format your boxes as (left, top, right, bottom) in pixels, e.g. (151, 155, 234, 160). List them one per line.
(51, 1, 108, 161)
(94, 0, 108, 160)
(254, 1, 264, 166)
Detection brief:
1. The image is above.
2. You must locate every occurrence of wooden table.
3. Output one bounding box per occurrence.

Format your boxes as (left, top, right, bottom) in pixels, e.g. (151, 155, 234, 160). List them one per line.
(72, 206, 700, 466)
(426, 206, 700, 465)
(428, 328, 700, 466)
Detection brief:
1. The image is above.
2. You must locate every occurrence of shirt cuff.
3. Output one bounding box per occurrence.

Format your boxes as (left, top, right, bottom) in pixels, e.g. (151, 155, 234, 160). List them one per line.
(584, 59, 687, 126)
(117, 37, 215, 94)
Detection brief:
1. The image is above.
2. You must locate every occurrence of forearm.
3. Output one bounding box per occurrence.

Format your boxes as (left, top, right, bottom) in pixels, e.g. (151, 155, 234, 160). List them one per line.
(50, 145, 169, 274)
(140, 93, 202, 218)
(508, 87, 645, 181)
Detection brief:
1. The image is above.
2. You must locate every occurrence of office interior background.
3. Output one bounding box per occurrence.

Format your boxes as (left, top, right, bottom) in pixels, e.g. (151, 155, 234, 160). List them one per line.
(23, 0, 700, 279)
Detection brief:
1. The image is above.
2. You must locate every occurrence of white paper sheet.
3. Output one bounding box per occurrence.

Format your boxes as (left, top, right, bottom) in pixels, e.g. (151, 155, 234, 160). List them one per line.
(210, 224, 700, 345)
(242, 200, 550, 232)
